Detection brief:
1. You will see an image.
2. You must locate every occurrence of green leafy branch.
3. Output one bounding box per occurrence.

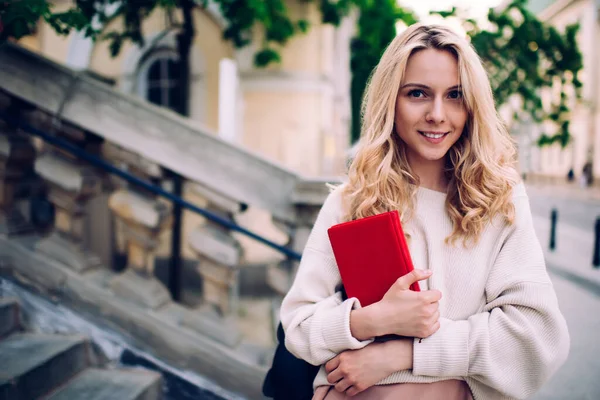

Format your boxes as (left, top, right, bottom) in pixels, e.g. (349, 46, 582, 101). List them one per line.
(432, 0, 583, 148)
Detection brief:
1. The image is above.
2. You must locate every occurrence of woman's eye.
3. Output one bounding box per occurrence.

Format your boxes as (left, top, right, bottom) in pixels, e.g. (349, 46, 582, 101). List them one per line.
(408, 90, 425, 98)
(448, 90, 463, 99)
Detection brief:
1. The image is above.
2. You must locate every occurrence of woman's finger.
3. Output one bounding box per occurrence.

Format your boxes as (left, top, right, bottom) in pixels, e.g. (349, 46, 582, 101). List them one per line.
(345, 386, 360, 397)
(335, 378, 352, 393)
(312, 385, 331, 400)
(325, 356, 340, 373)
(327, 367, 344, 384)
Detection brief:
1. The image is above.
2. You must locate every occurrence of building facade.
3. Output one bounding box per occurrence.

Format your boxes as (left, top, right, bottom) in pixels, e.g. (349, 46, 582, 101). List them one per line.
(18, 0, 354, 178)
(512, 0, 600, 183)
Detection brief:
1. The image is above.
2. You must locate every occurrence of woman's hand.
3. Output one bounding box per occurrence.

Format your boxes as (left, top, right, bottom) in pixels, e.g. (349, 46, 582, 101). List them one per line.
(324, 339, 413, 396)
(352, 269, 442, 339)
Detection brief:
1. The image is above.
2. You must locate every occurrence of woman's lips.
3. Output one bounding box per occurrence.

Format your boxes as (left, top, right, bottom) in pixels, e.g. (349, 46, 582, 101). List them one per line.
(418, 131, 449, 144)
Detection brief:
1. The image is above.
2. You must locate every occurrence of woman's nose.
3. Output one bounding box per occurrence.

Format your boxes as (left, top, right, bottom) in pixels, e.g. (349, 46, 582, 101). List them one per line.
(425, 98, 446, 124)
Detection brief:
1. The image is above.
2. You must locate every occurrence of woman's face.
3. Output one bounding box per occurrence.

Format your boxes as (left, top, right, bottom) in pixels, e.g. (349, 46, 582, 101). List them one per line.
(394, 48, 468, 166)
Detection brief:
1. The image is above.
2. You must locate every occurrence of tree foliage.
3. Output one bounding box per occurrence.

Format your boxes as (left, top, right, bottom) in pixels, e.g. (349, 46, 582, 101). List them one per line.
(350, 0, 416, 143)
(433, 0, 583, 148)
(0, 0, 356, 65)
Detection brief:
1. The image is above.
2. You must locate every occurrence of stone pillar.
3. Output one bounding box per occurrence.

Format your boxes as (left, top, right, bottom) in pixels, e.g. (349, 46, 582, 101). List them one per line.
(0, 119, 36, 236)
(108, 188, 172, 310)
(34, 152, 102, 272)
(184, 183, 244, 347)
(267, 180, 331, 296)
(187, 183, 244, 316)
(267, 216, 314, 296)
(0, 95, 38, 236)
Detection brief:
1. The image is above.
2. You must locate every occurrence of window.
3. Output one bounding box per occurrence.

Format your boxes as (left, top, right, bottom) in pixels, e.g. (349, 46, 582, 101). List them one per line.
(137, 50, 181, 114)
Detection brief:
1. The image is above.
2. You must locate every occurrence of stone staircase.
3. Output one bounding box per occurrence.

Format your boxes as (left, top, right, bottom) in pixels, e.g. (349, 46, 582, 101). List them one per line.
(0, 298, 162, 400)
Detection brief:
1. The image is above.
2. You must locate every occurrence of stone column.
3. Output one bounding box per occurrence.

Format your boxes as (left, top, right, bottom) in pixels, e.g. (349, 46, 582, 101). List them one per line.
(184, 183, 244, 347)
(0, 119, 36, 236)
(34, 152, 102, 272)
(267, 179, 332, 296)
(267, 216, 314, 296)
(187, 183, 244, 316)
(0, 96, 37, 236)
(108, 188, 172, 310)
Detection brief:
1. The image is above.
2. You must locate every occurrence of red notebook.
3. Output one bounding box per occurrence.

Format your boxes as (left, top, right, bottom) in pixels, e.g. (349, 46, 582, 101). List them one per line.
(327, 210, 420, 307)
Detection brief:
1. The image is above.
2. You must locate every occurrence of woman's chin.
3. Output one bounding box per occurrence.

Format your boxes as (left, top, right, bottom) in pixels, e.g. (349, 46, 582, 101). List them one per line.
(415, 150, 449, 162)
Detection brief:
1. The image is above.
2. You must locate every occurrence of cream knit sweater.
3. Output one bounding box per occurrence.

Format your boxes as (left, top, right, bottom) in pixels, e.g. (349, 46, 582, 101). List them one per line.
(280, 183, 569, 400)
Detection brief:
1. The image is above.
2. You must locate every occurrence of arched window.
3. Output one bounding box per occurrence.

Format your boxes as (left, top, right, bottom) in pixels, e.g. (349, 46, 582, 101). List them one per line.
(137, 50, 181, 114)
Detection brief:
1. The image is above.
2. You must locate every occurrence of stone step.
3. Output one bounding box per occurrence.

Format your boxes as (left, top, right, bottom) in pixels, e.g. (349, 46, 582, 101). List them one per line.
(46, 368, 162, 400)
(0, 297, 20, 338)
(0, 333, 90, 400)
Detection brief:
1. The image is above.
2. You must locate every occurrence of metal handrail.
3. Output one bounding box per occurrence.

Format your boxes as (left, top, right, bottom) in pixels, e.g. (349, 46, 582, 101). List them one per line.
(2, 112, 302, 261)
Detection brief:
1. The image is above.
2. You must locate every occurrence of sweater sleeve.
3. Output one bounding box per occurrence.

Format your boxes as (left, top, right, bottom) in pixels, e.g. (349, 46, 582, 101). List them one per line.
(412, 192, 570, 399)
(280, 186, 374, 366)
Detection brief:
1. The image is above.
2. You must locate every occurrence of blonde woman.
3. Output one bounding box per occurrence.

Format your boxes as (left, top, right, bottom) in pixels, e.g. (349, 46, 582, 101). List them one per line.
(279, 23, 569, 400)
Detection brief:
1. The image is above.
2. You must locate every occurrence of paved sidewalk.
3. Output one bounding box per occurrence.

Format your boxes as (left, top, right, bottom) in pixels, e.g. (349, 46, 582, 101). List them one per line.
(523, 181, 600, 293)
(532, 213, 600, 295)
(525, 179, 600, 203)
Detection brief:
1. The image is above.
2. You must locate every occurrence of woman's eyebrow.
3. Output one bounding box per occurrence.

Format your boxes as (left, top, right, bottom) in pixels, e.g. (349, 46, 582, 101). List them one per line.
(400, 83, 462, 91)
(401, 83, 430, 90)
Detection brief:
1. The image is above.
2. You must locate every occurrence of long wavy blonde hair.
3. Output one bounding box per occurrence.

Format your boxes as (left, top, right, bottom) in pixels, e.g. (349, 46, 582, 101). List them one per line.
(342, 23, 520, 245)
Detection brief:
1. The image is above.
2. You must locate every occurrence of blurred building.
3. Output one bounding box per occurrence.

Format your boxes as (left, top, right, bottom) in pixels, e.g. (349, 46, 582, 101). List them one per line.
(510, 0, 600, 184)
(18, 0, 354, 178)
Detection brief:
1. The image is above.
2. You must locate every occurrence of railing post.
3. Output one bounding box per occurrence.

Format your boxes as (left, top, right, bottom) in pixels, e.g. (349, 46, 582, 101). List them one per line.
(267, 218, 307, 296)
(267, 180, 332, 296)
(593, 217, 600, 268)
(185, 183, 244, 347)
(0, 98, 37, 236)
(187, 183, 243, 316)
(25, 109, 105, 273)
(168, 171, 183, 302)
(33, 150, 103, 272)
(549, 208, 557, 251)
(108, 188, 172, 310)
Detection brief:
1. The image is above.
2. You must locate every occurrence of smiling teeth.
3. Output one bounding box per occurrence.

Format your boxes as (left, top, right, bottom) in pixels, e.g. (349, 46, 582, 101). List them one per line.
(422, 132, 445, 139)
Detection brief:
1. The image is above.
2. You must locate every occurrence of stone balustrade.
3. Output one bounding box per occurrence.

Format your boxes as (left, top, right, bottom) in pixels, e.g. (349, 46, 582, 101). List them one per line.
(0, 95, 333, 365)
(0, 44, 339, 399)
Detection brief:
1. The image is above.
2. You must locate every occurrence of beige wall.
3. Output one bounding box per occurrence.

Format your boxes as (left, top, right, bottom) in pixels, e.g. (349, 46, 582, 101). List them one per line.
(18, 33, 41, 53)
(17, 0, 75, 64)
(243, 91, 323, 176)
(238, 0, 351, 177)
(190, 9, 234, 129)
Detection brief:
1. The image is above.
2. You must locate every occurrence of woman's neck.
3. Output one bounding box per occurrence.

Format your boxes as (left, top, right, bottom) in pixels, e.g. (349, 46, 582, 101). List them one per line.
(409, 157, 448, 193)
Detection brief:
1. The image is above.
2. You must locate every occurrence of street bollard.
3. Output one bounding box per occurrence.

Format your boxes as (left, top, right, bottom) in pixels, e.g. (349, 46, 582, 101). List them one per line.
(549, 209, 557, 251)
(593, 218, 600, 268)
